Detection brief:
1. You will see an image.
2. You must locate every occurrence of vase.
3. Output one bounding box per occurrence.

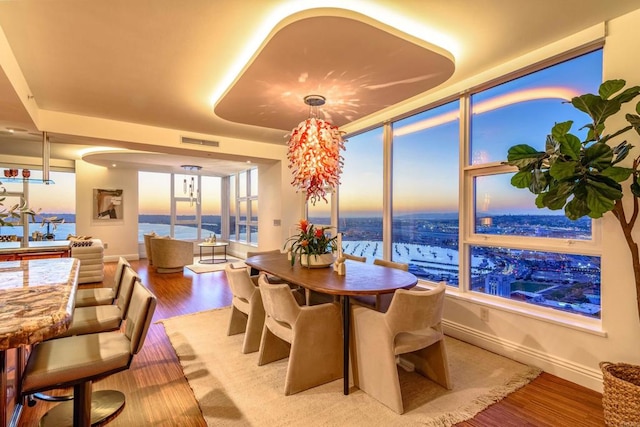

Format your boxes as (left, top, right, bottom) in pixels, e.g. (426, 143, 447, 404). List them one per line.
(299, 253, 335, 268)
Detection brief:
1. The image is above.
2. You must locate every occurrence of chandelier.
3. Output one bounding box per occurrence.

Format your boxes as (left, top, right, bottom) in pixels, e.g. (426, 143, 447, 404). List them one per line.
(287, 95, 345, 205)
(181, 165, 202, 206)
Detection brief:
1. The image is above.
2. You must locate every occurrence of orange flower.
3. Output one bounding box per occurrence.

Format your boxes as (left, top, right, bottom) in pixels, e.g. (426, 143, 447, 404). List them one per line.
(301, 240, 309, 247)
(299, 219, 309, 233)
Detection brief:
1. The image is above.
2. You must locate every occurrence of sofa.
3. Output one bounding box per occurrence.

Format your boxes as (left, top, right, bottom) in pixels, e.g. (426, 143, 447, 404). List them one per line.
(70, 238, 105, 284)
(149, 237, 194, 273)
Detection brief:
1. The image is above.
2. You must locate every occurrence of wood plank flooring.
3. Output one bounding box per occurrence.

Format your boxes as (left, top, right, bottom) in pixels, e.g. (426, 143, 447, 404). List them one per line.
(18, 259, 605, 426)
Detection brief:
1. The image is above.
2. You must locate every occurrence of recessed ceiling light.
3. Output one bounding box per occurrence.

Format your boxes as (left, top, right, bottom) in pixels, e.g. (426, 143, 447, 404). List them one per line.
(111, 163, 117, 168)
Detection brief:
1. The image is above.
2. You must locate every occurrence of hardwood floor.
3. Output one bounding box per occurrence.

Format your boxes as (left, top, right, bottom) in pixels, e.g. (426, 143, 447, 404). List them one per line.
(18, 259, 605, 426)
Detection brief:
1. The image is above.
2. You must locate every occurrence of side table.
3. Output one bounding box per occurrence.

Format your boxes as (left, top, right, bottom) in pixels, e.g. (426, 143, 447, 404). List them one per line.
(198, 242, 229, 264)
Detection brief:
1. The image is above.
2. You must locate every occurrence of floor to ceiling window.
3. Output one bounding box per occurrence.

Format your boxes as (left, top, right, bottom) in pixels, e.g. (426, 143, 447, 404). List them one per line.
(229, 167, 258, 245)
(338, 127, 384, 258)
(338, 47, 603, 320)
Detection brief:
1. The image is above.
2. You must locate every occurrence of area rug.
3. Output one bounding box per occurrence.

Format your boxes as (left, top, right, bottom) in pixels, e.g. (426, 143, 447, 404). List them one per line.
(160, 308, 542, 427)
(185, 256, 245, 273)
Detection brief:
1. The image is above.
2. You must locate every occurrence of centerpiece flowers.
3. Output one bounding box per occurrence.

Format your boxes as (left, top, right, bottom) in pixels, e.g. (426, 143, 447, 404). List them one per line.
(284, 219, 338, 267)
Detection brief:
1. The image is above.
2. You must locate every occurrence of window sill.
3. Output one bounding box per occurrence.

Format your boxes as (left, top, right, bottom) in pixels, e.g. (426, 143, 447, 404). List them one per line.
(417, 281, 607, 337)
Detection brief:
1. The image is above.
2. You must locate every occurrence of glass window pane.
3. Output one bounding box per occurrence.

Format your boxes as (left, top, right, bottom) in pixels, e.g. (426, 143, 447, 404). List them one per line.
(249, 168, 258, 196)
(238, 171, 247, 198)
(474, 174, 591, 239)
(392, 100, 460, 284)
(239, 224, 247, 242)
(250, 199, 258, 222)
(339, 127, 383, 257)
(308, 198, 331, 225)
(250, 225, 258, 244)
(470, 49, 602, 165)
(239, 201, 247, 222)
(202, 176, 221, 237)
(470, 245, 601, 319)
(139, 172, 171, 240)
(26, 170, 76, 239)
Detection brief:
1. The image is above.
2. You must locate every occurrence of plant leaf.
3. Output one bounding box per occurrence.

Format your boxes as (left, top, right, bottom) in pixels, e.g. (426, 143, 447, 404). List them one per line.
(506, 144, 545, 168)
(565, 197, 591, 220)
(600, 166, 633, 182)
(549, 159, 578, 180)
(583, 142, 613, 171)
(559, 133, 581, 160)
(510, 169, 532, 189)
(599, 79, 626, 99)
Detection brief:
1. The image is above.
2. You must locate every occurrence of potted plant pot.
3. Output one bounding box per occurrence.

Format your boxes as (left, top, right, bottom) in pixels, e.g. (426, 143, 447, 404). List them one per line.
(600, 361, 640, 426)
(299, 253, 335, 268)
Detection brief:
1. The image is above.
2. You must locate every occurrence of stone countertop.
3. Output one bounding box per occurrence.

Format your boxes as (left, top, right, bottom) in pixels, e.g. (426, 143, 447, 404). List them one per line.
(0, 258, 79, 350)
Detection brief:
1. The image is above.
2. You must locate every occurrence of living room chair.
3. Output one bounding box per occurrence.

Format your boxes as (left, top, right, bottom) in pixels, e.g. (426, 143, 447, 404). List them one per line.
(74, 256, 130, 307)
(257, 274, 342, 395)
(150, 237, 194, 273)
(21, 280, 157, 427)
(225, 263, 265, 354)
(350, 282, 451, 414)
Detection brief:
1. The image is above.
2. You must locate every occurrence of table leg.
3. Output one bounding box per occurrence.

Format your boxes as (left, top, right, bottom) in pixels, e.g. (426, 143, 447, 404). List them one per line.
(342, 295, 350, 395)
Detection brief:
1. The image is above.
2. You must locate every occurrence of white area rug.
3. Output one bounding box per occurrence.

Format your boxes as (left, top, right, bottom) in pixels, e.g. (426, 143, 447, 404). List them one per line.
(160, 307, 542, 426)
(185, 256, 245, 273)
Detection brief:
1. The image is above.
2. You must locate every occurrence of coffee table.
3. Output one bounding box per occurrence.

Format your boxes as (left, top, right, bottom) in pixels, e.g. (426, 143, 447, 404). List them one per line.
(198, 242, 229, 264)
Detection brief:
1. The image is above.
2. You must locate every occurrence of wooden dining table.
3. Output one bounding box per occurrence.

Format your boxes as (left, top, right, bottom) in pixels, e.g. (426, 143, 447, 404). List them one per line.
(245, 252, 418, 395)
(0, 257, 79, 427)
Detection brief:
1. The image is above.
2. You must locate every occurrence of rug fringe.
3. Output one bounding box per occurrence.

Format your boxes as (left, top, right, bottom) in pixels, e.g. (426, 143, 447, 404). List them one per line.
(424, 367, 543, 426)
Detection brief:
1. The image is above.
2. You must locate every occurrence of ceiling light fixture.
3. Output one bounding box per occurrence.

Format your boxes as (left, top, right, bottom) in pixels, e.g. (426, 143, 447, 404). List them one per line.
(181, 165, 202, 206)
(287, 95, 346, 205)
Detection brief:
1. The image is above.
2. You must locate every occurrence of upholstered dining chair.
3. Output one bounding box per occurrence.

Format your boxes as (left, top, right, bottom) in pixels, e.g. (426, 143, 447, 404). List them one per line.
(225, 263, 266, 353)
(74, 256, 130, 307)
(352, 258, 409, 312)
(21, 280, 157, 427)
(257, 274, 343, 395)
(343, 253, 367, 263)
(350, 282, 451, 414)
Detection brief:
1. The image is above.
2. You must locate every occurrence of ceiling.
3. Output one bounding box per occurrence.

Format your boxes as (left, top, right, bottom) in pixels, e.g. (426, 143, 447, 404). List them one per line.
(0, 0, 639, 175)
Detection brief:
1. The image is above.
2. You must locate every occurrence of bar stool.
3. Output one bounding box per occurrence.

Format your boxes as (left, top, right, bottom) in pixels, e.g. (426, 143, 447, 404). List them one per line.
(74, 257, 130, 307)
(21, 280, 157, 427)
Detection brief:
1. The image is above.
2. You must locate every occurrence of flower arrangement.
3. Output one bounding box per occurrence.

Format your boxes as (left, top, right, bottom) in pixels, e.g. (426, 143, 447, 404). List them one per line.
(284, 219, 338, 266)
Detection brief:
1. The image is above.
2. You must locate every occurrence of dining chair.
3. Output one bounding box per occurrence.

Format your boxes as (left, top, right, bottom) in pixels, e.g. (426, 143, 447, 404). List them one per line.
(225, 263, 266, 353)
(246, 249, 287, 283)
(257, 274, 343, 395)
(21, 280, 157, 427)
(350, 282, 451, 414)
(74, 257, 130, 307)
(343, 253, 367, 263)
(352, 258, 409, 312)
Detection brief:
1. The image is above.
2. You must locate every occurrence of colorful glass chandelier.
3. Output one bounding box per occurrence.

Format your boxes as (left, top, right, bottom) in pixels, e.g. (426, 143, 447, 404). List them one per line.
(287, 95, 345, 205)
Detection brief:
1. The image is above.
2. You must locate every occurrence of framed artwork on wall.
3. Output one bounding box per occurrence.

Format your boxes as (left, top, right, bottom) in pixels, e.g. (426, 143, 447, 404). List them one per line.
(94, 188, 123, 220)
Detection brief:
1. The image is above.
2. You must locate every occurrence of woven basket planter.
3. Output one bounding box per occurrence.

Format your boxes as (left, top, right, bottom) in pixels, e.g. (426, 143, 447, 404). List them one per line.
(601, 362, 640, 426)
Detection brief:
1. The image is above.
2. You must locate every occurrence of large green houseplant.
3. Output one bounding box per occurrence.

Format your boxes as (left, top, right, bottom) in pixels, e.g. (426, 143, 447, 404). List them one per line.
(505, 79, 640, 321)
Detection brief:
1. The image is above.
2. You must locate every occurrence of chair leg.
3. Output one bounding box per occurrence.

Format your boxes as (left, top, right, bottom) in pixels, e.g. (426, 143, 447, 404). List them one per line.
(257, 325, 290, 366)
(227, 306, 248, 336)
(406, 341, 452, 390)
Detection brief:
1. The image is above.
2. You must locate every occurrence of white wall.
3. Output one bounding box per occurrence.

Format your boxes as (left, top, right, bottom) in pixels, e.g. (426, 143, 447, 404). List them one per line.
(75, 160, 139, 261)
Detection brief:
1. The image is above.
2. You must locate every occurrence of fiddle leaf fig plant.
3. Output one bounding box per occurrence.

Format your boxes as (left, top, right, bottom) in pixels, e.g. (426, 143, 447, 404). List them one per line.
(505, 79, 640, 321)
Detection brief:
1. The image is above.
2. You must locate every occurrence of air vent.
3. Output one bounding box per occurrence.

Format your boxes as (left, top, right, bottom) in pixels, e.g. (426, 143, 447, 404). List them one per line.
(180, 136, 219, 148)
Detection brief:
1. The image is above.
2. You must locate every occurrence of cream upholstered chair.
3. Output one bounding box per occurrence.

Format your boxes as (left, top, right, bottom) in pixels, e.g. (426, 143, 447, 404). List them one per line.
(350, 282, 451, 414)
(74, 257, 130, 307)
(343, 253, 367, 263)
(225, 263, 265, 354)
(143, 233, 156, 265)
(150, 237, 193, 273)
(257, 274, 342, 395)
(58, 264, 139, 338)
(22, 280, 157, 426)
(352, 258, 409, 312)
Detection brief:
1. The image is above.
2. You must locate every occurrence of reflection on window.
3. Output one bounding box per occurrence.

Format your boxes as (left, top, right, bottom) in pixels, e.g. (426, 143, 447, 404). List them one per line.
(339, 127, 383, 257)
(393, 100, 460, 283)
(470, 245, 601, 318)
(470, 50, 602, 165)
(474, 174, 591, 239)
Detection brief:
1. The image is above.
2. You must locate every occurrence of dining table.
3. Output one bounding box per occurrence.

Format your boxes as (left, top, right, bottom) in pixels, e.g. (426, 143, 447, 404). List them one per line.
(244, 252, 418, 395)
(0, 257, 79, 427)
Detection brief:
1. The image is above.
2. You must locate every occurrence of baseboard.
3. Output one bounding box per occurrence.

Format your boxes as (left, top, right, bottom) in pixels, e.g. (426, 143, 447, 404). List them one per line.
(443, 319, 604, 392)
